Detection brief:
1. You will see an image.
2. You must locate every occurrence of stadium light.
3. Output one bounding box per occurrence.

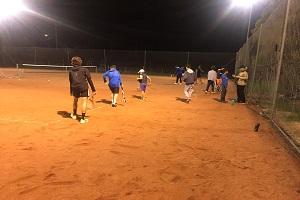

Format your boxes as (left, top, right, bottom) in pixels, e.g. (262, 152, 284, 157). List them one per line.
(0, 0, 28, 20)
(231, 0, 261, 40)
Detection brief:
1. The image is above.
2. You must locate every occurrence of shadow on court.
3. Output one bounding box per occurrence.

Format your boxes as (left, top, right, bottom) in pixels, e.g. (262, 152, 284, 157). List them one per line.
(57, 111, 72, 118)
(175, 97, 186, 103)
(96, 99, 111, 105)
(132, 95, 141, 100)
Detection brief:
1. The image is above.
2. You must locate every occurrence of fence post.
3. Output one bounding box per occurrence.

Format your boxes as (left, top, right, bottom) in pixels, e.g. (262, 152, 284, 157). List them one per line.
(270, 0, 291, 120)
(250, 24, 263, 99)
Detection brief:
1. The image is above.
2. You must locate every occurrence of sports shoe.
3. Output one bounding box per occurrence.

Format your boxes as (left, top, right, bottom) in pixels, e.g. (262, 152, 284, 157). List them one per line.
(205, 91, 208, 94)
(186, 98, 190, 104)
(174, 83, 178, 85)
(70, 114, 77, 120)
(211, 92, 215, 94)
(111, 102, 117, 107)
(80, 118, 88, 124)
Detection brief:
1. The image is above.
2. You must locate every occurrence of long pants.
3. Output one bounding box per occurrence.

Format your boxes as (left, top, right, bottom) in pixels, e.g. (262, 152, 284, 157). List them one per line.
(205, 80, 215, 92)
(220, 85, 227, 102)
(237, 85, 246, 103)
(184, 84, 194, 99)
(176, 74, 182, 83)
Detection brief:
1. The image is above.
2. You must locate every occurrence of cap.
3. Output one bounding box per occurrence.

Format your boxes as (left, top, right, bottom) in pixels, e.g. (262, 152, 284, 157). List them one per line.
(138, 69, 145, 73)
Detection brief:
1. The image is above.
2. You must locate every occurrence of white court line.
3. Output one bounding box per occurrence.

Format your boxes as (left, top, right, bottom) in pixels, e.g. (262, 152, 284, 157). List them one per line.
(87, 106, 101, 112)
(0, 107, 101, 126)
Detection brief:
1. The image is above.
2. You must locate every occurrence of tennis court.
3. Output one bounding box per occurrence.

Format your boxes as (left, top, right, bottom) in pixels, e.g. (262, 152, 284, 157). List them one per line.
(0, 72, 299, 199)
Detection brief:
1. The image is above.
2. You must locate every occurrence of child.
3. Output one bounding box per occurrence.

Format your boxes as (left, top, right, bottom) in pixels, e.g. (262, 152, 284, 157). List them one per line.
(220, 68, 228, 103)
(136, 69, 151, 100)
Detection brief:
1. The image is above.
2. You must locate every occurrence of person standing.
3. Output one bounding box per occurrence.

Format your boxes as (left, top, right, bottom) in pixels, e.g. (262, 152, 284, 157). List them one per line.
(174, 65, 182, 84)
(232, 65, 248, 104)
(183, 64, 197, 104)
(103, 65, 123, 107)
(205, 65, 217, 94)
(196, 65, 204, 84)
(220, 68, 229, 103)
(136, 69, 151, 100)
(69, 56, 97, 124)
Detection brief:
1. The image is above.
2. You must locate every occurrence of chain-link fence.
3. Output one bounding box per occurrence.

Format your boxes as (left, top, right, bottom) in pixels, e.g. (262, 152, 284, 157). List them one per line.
(235, 0, 300, 155)
(0, 46, 235, 75)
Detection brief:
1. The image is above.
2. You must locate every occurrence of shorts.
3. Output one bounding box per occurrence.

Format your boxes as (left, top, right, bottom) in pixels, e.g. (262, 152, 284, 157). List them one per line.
(73, 89, 89, 98)
(140, 83, 147, 91)
(109, 86, 120, 94)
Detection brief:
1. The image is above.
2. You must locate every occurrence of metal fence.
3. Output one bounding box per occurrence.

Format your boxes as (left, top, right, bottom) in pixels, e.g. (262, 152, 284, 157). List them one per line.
(0, 46, 235, 75)
(235, 0, 300, 155)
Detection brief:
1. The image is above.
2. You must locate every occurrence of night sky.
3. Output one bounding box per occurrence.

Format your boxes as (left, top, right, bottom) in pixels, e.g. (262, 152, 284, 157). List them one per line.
(4, 0, 266, 52)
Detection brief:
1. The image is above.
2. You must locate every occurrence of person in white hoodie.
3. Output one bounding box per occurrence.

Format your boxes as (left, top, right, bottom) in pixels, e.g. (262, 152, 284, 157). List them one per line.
(183, 64, 197, 104)
(205, 65, 217, 94)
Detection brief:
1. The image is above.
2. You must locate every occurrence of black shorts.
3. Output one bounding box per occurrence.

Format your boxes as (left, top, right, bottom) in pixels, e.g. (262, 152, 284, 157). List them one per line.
(73, 89, 89, 98)
(109, 86, 120, 94)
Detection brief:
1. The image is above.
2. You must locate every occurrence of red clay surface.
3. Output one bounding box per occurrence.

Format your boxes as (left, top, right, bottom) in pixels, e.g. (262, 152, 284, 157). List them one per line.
(1, 73, 300, 200)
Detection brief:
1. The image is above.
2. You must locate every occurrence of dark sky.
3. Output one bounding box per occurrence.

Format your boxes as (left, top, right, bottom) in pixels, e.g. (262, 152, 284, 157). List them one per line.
(5, 0, 266, 52)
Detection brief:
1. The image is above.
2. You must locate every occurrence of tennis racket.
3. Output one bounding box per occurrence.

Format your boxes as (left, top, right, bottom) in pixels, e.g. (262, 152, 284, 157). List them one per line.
(121, 86, 126, 102)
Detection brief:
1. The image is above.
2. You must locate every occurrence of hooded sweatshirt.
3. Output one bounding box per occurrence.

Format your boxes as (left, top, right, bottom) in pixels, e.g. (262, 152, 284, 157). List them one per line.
(69, 65, 96, 93)
(183, 69, 197, 85)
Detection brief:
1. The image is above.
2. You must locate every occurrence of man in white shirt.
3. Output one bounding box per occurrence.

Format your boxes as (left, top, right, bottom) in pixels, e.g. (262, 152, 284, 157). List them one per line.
(205, 65, 217, 94)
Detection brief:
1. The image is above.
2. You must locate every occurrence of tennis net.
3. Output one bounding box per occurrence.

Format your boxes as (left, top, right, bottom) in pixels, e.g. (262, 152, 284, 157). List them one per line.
(20, 64, 97, 73)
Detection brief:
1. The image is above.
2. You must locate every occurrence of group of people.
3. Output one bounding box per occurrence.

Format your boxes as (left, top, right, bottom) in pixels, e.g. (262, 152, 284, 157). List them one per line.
(68, 56, 151, 124)
(69, 55, 248, 124)
(174, 65, 204, 85)
(175, 64, 249, 104)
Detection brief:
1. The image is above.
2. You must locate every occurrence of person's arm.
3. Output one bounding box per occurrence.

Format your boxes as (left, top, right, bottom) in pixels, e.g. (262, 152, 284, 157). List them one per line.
(103, 71, 109, 85)
(85, 69, 96, 93)
(147, 76, 152, 85)
(69, 72, 73, 95)
(119, 72, 123, 87)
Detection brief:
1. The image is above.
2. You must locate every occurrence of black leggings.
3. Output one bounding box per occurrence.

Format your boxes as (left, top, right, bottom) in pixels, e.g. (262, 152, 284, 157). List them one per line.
(237, 85, 246, 103)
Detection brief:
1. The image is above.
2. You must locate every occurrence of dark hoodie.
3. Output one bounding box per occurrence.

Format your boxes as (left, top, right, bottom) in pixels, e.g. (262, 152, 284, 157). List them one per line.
(69, 65, 96, 94)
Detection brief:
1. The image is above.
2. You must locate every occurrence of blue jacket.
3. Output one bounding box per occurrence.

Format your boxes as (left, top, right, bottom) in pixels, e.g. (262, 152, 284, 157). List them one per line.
(221, 73, 228, 88)
(175, 67, 182, 75)
(103, 69, 122, 88)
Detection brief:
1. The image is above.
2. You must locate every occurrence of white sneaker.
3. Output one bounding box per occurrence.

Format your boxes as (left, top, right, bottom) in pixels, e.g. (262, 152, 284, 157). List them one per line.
(174, 83, 178, 85)
(70, 114, 77, 120)
(205, 91, 208, 94)
(80, 118, 88, 124)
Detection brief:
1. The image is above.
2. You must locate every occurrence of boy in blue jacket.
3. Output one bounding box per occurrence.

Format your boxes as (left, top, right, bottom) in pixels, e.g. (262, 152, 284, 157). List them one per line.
(103, 65, 123, 107)
(220, 68, 228, 103)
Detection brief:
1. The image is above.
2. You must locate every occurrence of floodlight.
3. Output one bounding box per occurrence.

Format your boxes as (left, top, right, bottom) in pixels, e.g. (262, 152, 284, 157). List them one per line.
(232, 0, 260, 7)
(0, 0, 28, 20)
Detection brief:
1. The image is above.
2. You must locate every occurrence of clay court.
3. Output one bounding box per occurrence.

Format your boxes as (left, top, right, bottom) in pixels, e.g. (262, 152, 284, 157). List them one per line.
(0, 72, 299, 200)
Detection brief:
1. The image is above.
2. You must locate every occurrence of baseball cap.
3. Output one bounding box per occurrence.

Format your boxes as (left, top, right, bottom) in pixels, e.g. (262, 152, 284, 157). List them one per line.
(138, 69, 145, 73)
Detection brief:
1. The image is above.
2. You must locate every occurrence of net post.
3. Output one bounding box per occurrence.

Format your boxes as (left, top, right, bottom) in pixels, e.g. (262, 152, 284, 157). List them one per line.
(16, 64, 19, 76)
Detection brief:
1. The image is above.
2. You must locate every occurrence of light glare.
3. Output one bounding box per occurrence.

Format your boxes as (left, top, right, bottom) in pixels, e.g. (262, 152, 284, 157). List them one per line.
(0, 0, 27, 19)
(232, 0, 260, 7)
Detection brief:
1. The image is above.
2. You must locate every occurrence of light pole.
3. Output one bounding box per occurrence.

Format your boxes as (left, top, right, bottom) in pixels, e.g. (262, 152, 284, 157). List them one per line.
(232, 0, 260, 65)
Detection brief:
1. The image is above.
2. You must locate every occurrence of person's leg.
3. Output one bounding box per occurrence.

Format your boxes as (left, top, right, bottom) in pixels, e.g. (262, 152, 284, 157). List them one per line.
(113, 93, 118, 104)
(71, 97, 78, 119)
(220, 85, 226, 102)
(205, 80, 210, 92)
(175, 74, 179, 83)
(241, 85, 246, 103)
(179, 75, 182, 84)
(188, 85, 194, 99)
(211, 81, 215, 93)
(237, 85, 242, 103)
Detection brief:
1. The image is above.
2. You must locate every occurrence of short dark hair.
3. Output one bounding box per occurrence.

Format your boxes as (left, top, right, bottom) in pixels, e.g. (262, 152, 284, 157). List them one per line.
(211, 65, 216, 70)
